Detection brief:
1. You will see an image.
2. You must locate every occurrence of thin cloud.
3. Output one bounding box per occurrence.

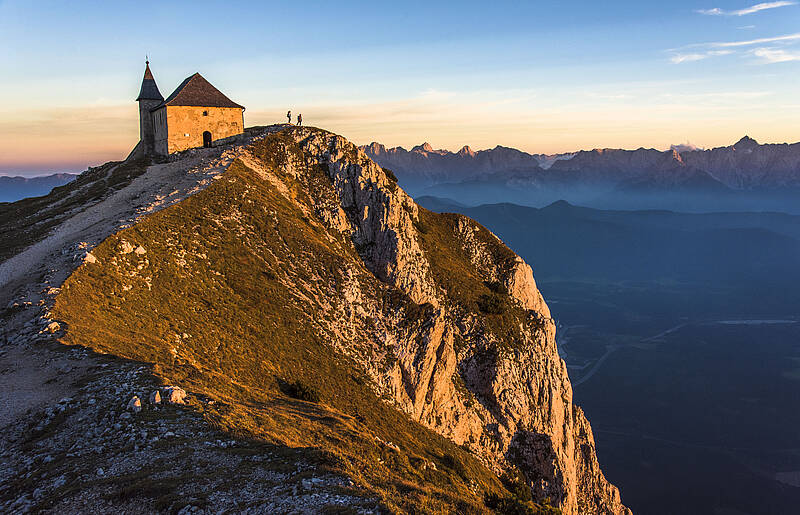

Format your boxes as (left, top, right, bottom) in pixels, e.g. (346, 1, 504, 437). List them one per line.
(586, 93, 631, 100)
(697, 1, 796, 16)
(670, 53, 708, 63)
(670, 142, 703, 152)
(752, 47, 800, 62)
(708, 32, 800, 48)
(660, 91, 773, 100)
(670, 50, 733, 64)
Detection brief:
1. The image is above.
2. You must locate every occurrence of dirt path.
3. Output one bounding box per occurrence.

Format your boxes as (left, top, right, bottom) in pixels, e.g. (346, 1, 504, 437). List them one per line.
(0, 131, 275, 426)
(0, 151, 231, 306)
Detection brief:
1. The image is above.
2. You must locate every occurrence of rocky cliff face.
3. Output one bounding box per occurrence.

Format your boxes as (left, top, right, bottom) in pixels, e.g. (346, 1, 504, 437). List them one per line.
(249, 128, 628, 513)
(23, 125, 628, 513)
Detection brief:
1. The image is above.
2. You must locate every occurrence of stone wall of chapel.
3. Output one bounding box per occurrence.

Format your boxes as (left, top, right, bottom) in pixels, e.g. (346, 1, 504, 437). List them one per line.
(164, 106, 244, 154)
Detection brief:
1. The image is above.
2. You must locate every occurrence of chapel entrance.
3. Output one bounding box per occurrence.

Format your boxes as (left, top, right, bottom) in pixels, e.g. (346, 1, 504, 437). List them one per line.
(203, 131, 212, 148)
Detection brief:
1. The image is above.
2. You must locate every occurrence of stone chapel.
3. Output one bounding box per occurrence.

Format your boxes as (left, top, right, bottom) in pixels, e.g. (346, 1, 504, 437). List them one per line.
(133, 61, 245, 157)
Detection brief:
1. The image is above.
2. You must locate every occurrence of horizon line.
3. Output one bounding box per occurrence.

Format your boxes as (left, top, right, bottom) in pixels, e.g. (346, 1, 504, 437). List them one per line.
(2, 130, 798, 177)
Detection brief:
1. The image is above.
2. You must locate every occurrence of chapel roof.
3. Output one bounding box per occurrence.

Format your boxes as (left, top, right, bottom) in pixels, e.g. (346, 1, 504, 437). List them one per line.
(152, 73, 245, 111)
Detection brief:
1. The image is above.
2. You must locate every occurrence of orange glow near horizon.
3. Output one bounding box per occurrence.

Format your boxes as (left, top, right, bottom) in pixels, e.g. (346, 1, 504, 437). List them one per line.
(2, 100, 799, 173)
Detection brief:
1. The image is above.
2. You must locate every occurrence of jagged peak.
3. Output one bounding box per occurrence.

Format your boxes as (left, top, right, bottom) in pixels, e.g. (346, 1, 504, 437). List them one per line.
(457, 145, 475, 157)
(734, 135, 759, 149)
(411, 142, 434, 153)
(365, 142, 387, 155)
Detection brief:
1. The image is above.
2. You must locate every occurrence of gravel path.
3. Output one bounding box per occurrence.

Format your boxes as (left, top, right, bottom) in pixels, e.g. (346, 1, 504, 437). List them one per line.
(0, 129, 283, 431)
(0, 127, 382, 514)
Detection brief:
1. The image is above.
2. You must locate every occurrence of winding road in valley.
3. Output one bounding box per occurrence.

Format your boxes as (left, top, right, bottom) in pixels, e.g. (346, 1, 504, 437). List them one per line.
(570, 322, 688, 387)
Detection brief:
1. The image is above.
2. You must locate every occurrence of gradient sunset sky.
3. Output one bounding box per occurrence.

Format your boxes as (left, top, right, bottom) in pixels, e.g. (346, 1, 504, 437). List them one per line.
(2, 0, 799, 175)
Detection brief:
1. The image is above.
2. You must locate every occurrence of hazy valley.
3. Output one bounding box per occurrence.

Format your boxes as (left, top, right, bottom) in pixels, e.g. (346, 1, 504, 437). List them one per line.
(418, 196, 800, 514)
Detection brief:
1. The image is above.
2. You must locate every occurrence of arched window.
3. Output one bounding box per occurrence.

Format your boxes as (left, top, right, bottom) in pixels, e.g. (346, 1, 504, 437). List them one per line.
(203, 131, 212, 148)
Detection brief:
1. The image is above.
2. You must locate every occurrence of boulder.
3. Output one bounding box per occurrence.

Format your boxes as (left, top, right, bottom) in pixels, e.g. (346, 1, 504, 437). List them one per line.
(149, 390, 161, 405)
(127, 395, 142, 413)
(134, 245, 147, 255)
(119, 240, 134, 254)
(161, 386, 186, 404)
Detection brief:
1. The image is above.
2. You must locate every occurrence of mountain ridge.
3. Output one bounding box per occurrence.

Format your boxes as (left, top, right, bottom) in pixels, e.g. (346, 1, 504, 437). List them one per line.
(362, 137, 800, 212)
(417, 195, 800, 290)
(0, 126, 629, 514)
(0, 173, 78, 203)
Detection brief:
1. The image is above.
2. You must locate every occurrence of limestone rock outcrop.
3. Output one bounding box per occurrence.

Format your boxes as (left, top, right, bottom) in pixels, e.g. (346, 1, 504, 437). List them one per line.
(127, 396, 142, 413)
(300, 133, 438, 306)
(162, 386, 186, 404)
(270, 127, 629, 514)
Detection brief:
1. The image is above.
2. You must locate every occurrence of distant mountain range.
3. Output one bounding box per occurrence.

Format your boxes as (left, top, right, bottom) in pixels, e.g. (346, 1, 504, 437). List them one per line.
(0, 173, 77, 203)
(363, 137, 800, 213)
(417, 196, 800, 312)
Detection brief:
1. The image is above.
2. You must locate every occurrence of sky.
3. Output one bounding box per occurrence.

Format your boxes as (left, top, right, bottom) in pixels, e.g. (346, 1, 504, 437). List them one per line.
(1, 0, 800, 175)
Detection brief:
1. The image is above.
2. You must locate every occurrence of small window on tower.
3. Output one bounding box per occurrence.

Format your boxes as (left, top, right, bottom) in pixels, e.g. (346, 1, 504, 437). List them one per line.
(202, 111, 208, 116)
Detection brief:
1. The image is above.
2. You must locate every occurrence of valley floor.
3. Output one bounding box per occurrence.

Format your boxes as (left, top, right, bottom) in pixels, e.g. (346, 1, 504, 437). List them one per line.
(550, 282, 800, 515)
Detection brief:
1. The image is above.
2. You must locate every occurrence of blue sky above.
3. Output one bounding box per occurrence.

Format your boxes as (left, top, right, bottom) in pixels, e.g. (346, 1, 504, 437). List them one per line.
(1, 0, 799, 174)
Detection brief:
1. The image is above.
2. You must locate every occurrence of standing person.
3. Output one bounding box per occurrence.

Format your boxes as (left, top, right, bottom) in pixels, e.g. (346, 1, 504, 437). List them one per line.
(287, 110, 292, 124)
(297, 113, 302, 126)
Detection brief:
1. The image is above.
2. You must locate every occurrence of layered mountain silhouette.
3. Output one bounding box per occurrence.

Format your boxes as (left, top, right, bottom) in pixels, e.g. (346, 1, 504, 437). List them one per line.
(417, 196, 800, 297)
(0, 173, 77, 203)
(363, 137, 800, 212)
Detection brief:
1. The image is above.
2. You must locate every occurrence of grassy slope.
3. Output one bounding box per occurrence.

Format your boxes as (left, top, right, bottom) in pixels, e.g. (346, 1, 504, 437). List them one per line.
(53, 131, 559, 513)
(0, 159, 149, 263)
(46, 136, 528, 512)
(414, 208, 545, 348)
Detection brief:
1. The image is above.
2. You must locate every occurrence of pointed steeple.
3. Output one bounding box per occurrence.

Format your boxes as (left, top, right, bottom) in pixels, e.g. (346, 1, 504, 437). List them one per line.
(136, 60, 163, 102)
